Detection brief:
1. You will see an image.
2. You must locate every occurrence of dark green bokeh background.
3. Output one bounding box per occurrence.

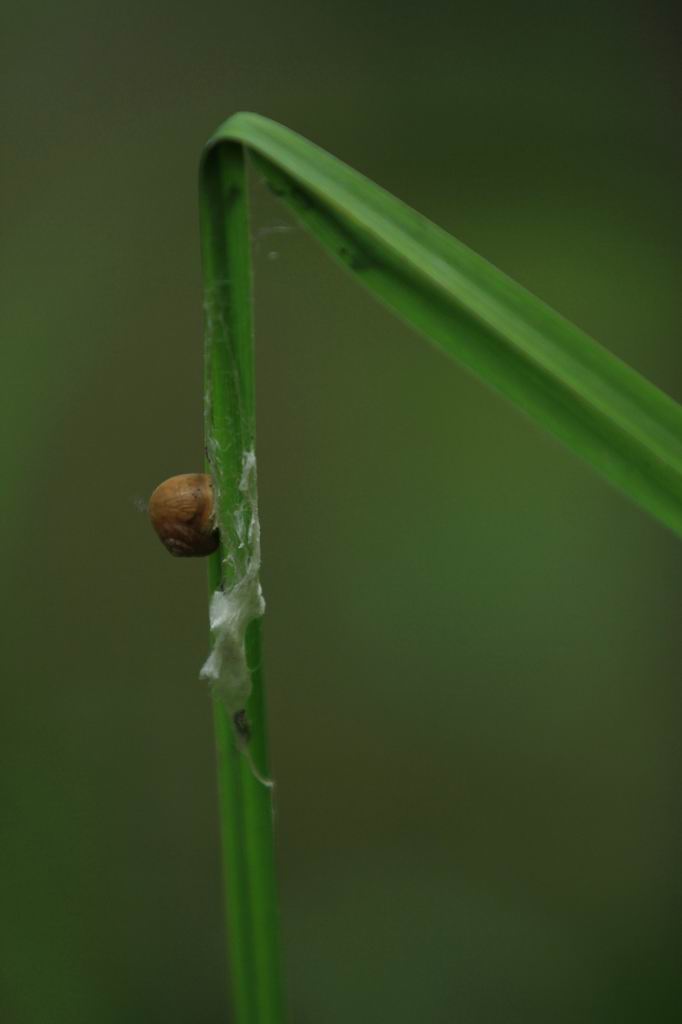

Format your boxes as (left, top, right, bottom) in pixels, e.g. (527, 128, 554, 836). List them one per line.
(3, 2, 681, 1021)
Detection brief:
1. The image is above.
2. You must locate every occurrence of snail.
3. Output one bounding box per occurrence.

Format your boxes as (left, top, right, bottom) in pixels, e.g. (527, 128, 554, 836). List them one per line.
(148, 473, 219, 557)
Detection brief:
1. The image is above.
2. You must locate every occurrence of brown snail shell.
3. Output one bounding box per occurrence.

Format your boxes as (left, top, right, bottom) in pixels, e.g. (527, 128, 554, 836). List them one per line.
(148, 473, 219, 557)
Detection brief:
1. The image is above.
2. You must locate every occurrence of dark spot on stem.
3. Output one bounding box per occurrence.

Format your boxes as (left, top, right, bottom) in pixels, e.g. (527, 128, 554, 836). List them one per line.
(234, 709, 251, 743)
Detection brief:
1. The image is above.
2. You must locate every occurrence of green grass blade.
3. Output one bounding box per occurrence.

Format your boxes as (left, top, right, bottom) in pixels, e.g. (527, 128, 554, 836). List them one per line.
(198, 112, 681, 1024)
(204, 111, 682, 537)
(200, 142, 283, 1024)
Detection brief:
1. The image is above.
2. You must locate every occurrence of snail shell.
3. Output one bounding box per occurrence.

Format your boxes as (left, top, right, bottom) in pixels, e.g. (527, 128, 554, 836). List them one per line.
(149, 473, 219, 557)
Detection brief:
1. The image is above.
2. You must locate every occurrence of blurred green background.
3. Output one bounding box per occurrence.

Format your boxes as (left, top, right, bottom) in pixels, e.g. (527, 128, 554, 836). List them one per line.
(2, 2, 681, 1021)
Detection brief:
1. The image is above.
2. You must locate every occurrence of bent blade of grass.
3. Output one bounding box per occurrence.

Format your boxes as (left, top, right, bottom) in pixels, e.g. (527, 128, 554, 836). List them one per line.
(204, 111, 682, 537)
(198, 113, 682, 1024)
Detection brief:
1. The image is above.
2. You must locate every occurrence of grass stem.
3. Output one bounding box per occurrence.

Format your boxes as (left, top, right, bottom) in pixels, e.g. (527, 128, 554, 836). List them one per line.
(201, 140, 284, 1024)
